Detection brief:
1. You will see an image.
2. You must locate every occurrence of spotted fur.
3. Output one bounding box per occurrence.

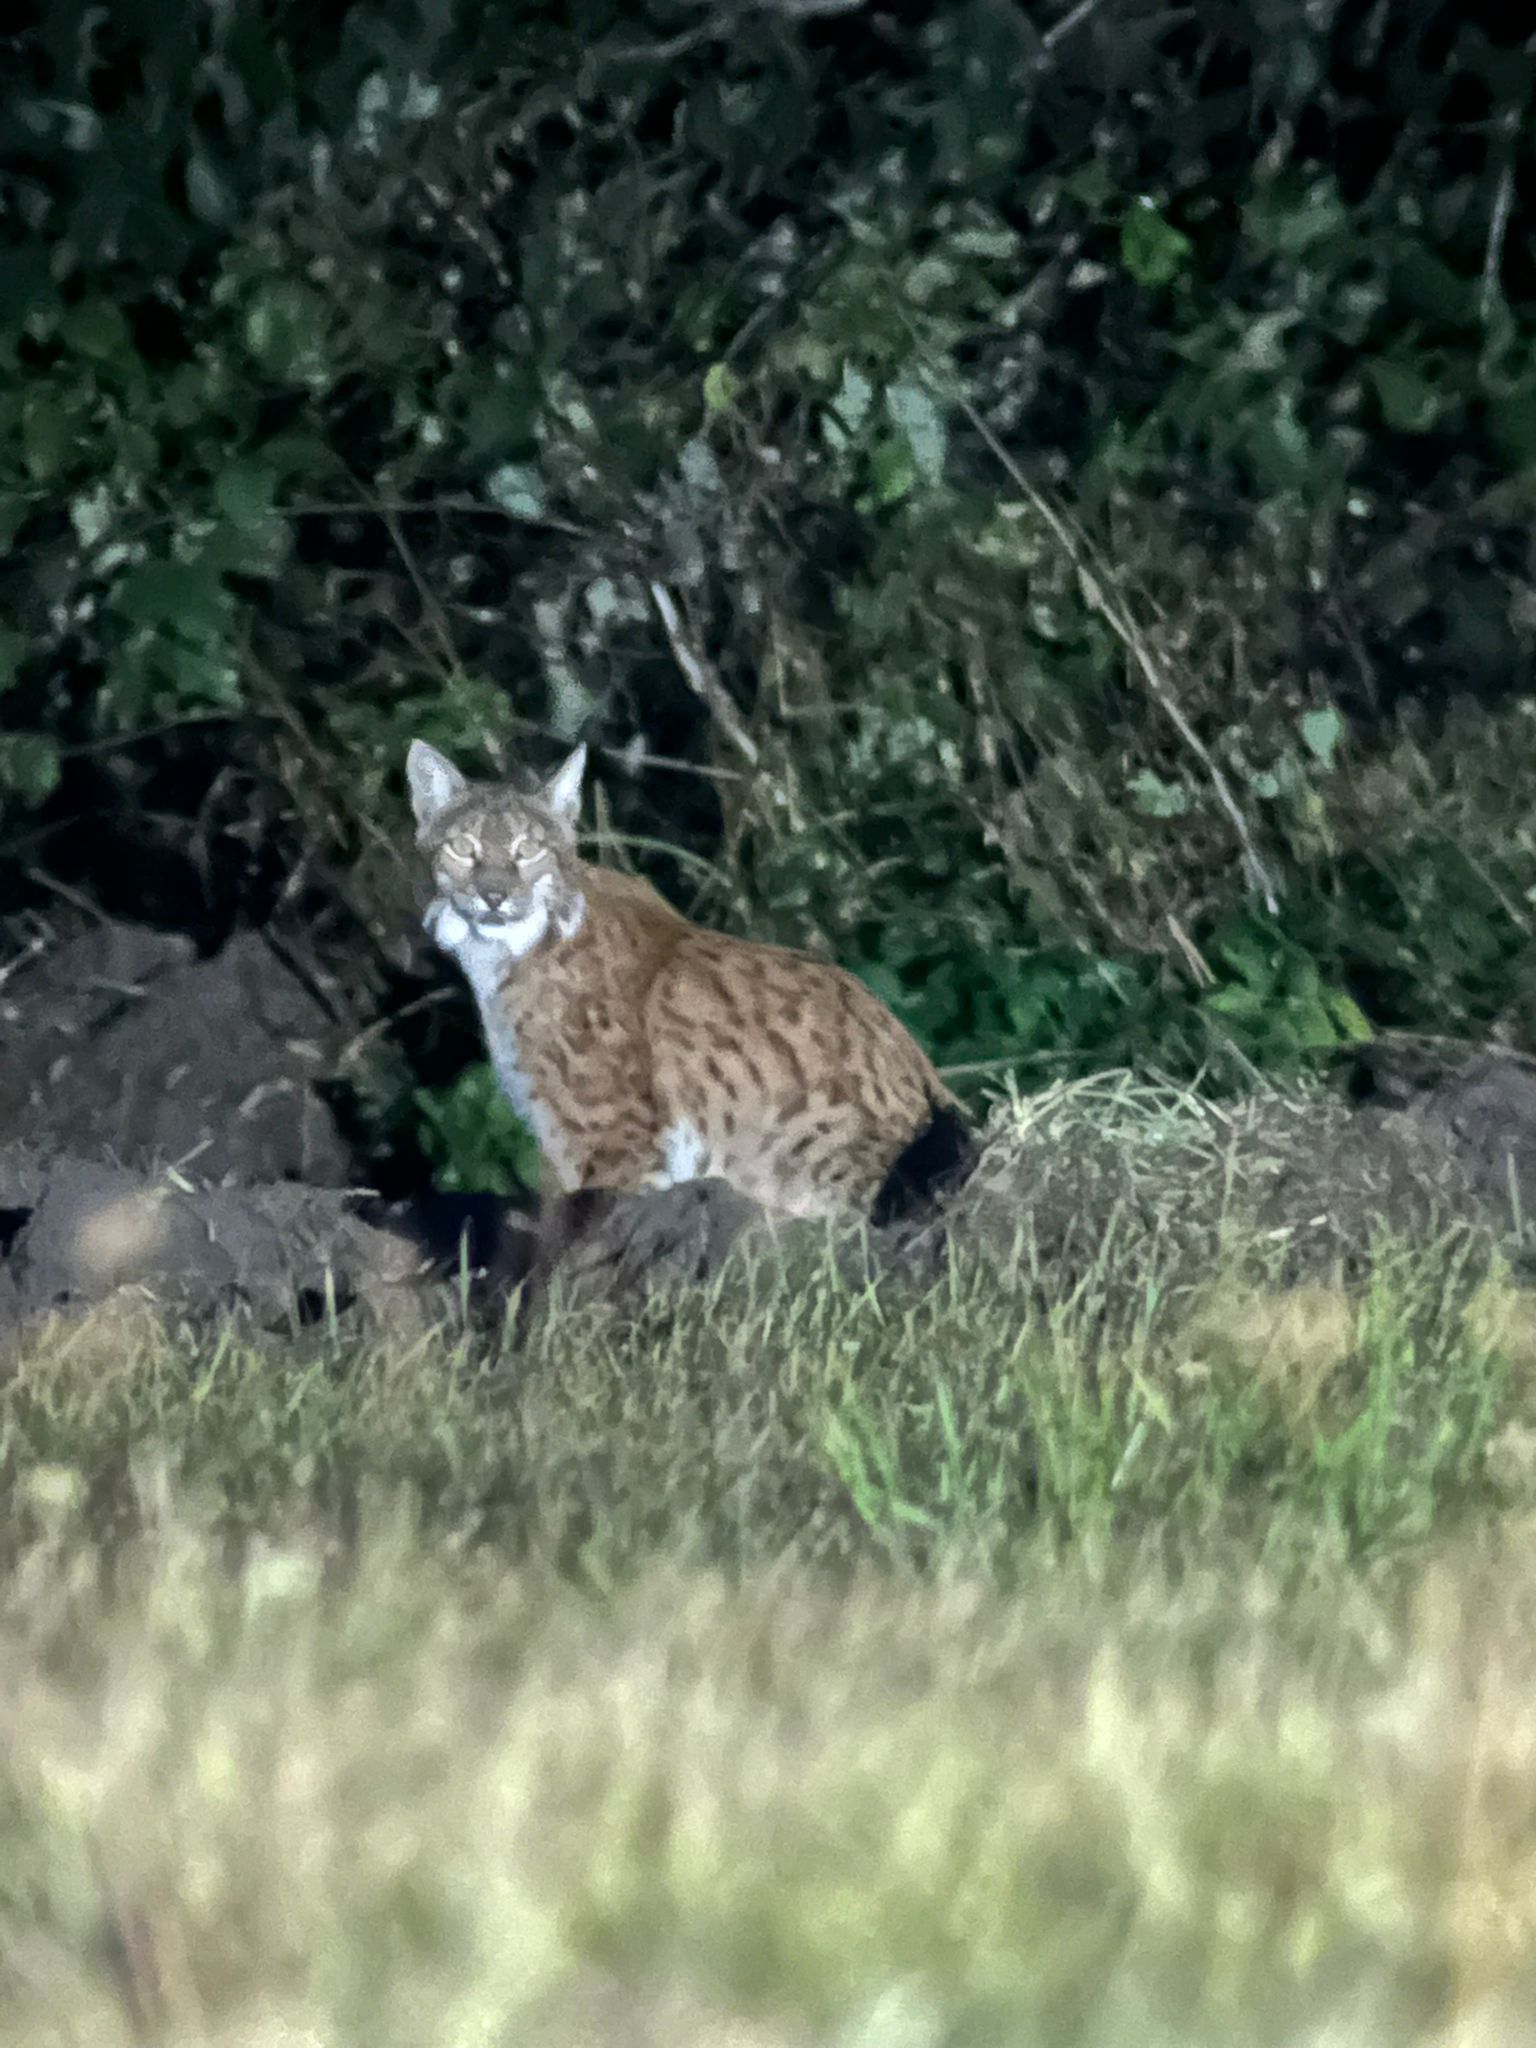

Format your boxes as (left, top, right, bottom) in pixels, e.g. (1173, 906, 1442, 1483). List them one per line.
(407, 738, 973, 1221)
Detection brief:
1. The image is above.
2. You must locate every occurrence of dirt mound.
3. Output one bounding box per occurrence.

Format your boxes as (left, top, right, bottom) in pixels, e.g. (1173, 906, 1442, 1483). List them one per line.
(538, 1055, 1536, 1307)
(0, 919, 354, 1185)
(0, 1144, 418, 1328)
(935, 1060, 1536, 1300)
(0, 917, 528, 1329)
(6, 904, 1536, 1326)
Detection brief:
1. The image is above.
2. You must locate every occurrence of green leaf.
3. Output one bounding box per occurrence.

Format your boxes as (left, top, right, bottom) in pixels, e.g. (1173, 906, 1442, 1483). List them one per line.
(485, 462, 546, 518)
(258, 433, 334, 482)
(1391, 244, 1477, 328)
(867, 437, 915, 506)
(242, 280, 328, 381)
(1485, 385, 1536, 466)
(116, 557, 230, 636)
(679, 437, 721, 495)
(457, 373, 540, 463)
(1215, 930, 1275, 988)
(1065, 161, 1114, 211)
(884, 378, 946, 486)
(161, 637, 242, 711)
(831, 363, 875, 435)
(1300, 707, 1343, 767)
(950, 225, 1018, 259)
(0, 624, 26, 694)
(186, 151, 232, 226)
(1128, 769, 1189, 818)
(702, 361, 738, 413)
(213, 459, 278, 533)
(1204, 984, 1266, 1020)
(0, 733, 60, 805)
(59, 299, 133, 363)
(21, 396, 76, 482)
(1325, 989, 1373, 1043)
(1367, 358, 1443, 434)
(1241, 175, 1347, 259)
(1120, 198, 1192, 288)
(414, 1063, 539, 1196)
(1290, 995, 1344, 1050)
(108, 416, 158, 476)
(904, 255, 957, 305)
(69, 484, 113, 548)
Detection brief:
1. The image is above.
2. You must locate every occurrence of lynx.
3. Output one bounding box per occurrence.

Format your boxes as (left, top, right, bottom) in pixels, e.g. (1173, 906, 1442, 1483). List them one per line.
(407, 738, 974, 1222)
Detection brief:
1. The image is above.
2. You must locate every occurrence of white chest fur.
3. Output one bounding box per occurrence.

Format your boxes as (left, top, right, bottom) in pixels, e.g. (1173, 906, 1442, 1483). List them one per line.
(649, 1117, 709, 1188)
(424, 889, 579, 1187)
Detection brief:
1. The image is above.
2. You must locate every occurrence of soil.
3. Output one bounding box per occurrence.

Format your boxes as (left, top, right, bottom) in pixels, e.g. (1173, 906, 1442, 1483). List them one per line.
(0, 919, 354, 1185)
(3, 917, 1535, 1333)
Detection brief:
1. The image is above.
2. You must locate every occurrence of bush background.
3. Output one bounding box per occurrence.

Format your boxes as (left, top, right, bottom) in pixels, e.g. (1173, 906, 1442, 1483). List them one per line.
(4, 0, 1536, 1178)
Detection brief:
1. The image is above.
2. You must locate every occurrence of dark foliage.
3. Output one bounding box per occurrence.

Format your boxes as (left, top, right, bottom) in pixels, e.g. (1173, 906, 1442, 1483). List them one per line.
(3, 0, 1535, 1178)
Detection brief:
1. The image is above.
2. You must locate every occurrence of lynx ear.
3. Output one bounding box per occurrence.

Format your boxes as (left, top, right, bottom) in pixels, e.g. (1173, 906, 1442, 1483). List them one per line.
(543, 742, 587, 832)
(406, 739, 467, 827)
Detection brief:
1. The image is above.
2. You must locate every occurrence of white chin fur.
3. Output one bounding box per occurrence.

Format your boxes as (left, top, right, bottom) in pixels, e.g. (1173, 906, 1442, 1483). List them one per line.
(427, 899, 472, 950)
(425, 874, 585, 967)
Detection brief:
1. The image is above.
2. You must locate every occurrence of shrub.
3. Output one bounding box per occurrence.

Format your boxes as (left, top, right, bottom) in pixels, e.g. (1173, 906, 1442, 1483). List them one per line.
(4, 1, 1536, 1176)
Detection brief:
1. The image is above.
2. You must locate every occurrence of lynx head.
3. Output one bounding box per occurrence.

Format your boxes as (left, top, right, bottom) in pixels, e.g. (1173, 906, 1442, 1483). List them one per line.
(406, 739, 588, 961)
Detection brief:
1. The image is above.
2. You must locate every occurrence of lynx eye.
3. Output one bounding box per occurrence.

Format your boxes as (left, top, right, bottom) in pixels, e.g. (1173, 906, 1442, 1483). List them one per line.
(445, 832, 479, 861)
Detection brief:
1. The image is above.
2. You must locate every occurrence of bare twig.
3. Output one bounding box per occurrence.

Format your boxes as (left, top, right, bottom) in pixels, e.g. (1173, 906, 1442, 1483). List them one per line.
(371, 492, 462, 681)
(22, 867, 112, 926)
(936, 1055, 1035, 1080)
(279, 497, 593, 537)
(1166, 912, 1215, 987)
(648, 581, 761, 768)
(597, 829, 740, 890)
(596, 742, 751, 783)
(590, 778, 637, 875)
(335, 988, 457, 1075)
(1481, 104, 1520, 328)
(606, 24, 718, 65)
(1040, 0, 1108, 53)
(0, 927, 47, 991)
(956, 391, 1281, 915)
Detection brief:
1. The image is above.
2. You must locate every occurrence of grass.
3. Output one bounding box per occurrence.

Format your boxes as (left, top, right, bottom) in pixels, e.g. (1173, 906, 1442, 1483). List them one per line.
(6, 1083, 1536, 2043)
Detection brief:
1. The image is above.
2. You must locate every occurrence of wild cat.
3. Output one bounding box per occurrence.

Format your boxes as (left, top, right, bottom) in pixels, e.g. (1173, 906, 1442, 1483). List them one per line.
(406, 738, 975, 1222)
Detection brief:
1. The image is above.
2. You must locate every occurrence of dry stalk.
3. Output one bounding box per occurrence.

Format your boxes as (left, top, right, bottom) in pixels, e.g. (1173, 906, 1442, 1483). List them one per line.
(956, 392, 1281, 916)
(648, 581, 761, 769)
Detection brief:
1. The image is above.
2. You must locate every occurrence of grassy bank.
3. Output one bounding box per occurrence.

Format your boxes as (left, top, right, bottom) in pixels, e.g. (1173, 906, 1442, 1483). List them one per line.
(5, 1085, 1536, 2042)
